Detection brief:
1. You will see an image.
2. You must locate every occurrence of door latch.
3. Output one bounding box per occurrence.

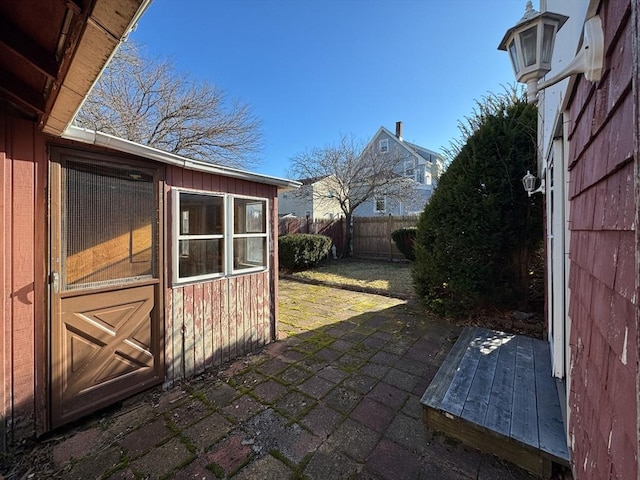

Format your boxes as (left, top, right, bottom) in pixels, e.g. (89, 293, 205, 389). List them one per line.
(51, 271, 59, 294)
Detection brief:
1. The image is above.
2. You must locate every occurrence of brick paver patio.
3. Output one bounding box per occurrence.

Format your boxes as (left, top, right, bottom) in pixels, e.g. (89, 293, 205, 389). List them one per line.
(3, 279, 538, 479)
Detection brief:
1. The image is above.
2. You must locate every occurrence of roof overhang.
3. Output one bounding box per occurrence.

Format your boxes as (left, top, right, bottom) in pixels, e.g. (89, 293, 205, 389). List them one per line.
(0, 0, 151, 136)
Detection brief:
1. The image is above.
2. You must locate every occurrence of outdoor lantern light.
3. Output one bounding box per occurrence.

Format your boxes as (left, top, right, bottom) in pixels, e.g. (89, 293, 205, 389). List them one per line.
(499, 1, 604, 103)
(522, 170, 545, 196)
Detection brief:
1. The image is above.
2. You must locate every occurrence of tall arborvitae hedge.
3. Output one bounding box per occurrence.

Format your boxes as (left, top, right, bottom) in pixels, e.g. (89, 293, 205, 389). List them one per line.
(413, 90, 542, 317)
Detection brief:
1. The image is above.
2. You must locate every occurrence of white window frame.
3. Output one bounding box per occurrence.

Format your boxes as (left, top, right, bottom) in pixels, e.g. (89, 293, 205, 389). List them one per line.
(172, 188, 269, 285)
(379, 139, 389, 153)
(404, 160, 415, 180)
(231, 195, 269, 275)
(373, 195, 386, 213)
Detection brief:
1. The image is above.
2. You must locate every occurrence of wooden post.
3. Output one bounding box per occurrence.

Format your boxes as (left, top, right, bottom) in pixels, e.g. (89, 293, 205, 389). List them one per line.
(388, 214, 393, 261)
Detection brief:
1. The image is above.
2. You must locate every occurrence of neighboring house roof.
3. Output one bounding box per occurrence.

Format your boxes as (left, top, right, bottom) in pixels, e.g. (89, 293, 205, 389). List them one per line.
(0, 0, 152, 136)
(405, 142, 440, 163)
(364, 126, 441, 166)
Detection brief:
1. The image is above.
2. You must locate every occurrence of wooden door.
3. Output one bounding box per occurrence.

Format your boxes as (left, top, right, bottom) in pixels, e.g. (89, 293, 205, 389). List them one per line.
(50, 149, 164, 428)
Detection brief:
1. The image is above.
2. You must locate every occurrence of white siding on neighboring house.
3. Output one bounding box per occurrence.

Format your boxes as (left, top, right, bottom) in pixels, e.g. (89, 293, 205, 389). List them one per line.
(353, 125, 442, 217)
(277, 176, 342, 220)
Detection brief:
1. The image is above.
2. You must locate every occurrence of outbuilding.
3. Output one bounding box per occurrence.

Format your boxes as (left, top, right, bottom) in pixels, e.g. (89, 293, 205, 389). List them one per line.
(1, 0, 298, 448)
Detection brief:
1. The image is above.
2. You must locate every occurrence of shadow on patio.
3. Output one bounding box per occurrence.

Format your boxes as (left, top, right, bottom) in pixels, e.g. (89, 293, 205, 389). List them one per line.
(2, 279, 541, 479)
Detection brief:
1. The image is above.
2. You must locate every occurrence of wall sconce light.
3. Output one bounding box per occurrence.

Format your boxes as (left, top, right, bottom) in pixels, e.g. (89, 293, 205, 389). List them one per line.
(522, 170, 545, 196)
(498, 1, 604, 103)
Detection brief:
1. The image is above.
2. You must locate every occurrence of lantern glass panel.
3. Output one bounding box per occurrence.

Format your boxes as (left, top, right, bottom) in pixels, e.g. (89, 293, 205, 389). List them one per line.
(520, 26, 538, 67)
(508, 39, 520, 74)
(541, 23, 555, 64)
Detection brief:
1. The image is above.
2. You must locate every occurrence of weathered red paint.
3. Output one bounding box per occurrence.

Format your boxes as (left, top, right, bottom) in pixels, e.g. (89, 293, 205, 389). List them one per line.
(163, 166, 278, 386)
(566, 1, 638, 478)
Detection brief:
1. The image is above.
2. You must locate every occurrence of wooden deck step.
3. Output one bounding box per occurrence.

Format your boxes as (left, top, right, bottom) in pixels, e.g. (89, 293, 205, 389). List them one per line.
(421, 327, 570, 477)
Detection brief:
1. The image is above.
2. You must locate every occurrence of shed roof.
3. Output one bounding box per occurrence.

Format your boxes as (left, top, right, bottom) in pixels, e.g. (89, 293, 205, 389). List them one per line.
(63, 125, 301, 189)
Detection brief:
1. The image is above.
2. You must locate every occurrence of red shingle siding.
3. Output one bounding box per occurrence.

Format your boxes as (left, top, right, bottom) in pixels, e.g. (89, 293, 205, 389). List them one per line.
(164, 166, 278, 385)
(566, 1, 637, 478)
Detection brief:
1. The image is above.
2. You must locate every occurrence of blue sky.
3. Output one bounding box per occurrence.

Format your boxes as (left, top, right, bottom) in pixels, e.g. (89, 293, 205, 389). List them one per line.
(131, 0, 526, 179)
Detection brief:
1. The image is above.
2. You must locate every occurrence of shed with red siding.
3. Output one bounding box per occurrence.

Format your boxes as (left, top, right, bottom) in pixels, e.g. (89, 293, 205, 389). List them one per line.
(0, 0, 299, 449)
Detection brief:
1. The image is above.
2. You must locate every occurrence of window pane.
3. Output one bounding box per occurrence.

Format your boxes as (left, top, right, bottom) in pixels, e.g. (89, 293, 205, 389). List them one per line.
(520, 26, 537, 67)
(180, 193, 223, 235)
(64, 161, 156, 290)
(178, 238, 224, 277)
(541, 24, 555, 64)
(508, 40, 520, 73)
(233, 237, 266, 269)
(234, 198, 266, 234)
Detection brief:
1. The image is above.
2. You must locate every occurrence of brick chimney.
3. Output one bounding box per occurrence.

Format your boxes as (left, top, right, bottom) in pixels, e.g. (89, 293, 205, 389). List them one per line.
(395, 121, 403, 140)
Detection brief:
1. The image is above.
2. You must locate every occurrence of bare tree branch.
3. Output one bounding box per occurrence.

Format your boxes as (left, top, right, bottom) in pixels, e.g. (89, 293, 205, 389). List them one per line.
(75, 42, 263, 169)
(287, 134, 418, 255)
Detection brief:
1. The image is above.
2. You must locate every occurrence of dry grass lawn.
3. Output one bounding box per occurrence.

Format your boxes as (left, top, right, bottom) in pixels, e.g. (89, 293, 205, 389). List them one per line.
(286, 258, 414, 298)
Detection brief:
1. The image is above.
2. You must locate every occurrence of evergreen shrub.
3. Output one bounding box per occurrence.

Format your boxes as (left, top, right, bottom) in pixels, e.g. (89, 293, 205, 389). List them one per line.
(278, 234, 333, 271)
(412, 90, 542, 317)
(391, 227, 417, 261)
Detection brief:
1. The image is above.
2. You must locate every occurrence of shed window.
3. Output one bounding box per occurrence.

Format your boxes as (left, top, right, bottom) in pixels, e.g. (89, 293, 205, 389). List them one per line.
(172, 190, 269, 284)
(174, 192, 225, 282)
(232, 197, 268, 273)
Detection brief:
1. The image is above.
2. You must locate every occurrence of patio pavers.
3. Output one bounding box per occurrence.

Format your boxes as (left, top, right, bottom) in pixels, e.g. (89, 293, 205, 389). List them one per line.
(10, 279, 540, 480)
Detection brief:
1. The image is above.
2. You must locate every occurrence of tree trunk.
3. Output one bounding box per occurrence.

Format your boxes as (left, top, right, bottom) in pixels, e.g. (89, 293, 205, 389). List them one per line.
(343, 212, 353, 258)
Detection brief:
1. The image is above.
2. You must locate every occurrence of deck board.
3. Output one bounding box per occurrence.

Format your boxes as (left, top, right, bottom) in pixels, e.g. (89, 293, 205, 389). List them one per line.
(483, 333, 517, 436)
(533, 339, 570, 461)
(510, 335, 539, 447)
(459, 330, 503, 425)
(440, 336, 483, 416)
(421, 327, 570, 476)
(421, 327, 477, 409)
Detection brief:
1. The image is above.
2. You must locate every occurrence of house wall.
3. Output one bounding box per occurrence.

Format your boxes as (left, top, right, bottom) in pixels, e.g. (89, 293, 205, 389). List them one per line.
(564, 1, 638, 478)
(278, 179, 342, 220)
(353, 129, 437, 217)
(1, 112, 48, 448)
(353, 186, 433, 217)
(163, 166, 278, 385)
(278, 186, 313, 217)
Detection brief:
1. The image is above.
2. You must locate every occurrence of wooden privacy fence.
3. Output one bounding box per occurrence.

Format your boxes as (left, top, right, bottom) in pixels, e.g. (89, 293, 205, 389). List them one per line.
(279, 217, 345, 256)
(279, 215, 418, 260)
(352, 215, 417, 260)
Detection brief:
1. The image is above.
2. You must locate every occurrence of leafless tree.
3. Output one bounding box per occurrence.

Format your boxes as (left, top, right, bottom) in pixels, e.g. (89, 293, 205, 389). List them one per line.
(75, 42, 262, 168)
(288, 134, 417, 256)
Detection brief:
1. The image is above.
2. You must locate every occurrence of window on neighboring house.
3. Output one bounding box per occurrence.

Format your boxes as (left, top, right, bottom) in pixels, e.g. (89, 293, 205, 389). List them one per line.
(404, 160, 415, 179)
(379, 139, 389, 153)
(173, 190, 268, 283)
(425, 172, 432, 185)
(373, 195, 386, 213)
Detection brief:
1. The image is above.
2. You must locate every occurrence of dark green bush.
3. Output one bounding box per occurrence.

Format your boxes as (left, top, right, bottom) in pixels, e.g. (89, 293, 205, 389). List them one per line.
(391, 227, 417, 261)
(413, 90, 542, 317)
(278, 234, 333, 271)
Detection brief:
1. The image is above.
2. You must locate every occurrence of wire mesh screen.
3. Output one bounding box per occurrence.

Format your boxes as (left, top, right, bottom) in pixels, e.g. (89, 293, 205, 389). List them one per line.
(62, 161, 157, 291)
